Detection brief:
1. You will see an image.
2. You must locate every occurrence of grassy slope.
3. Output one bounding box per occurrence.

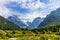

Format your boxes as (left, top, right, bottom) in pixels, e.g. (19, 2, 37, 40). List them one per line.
(0, 30, 60, 40)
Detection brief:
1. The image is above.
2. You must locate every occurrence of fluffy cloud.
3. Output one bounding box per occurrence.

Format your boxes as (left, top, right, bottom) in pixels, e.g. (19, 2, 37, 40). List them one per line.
(0, 0, 10, 17)
(0, 0, 60, 22)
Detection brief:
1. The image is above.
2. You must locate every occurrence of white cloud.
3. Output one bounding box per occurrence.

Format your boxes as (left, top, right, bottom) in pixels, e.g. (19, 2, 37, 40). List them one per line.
(18, 11, 46, 22)
(20, 0, 46, 10)
(0, 0, 60, 22)
(0, 0, 11, 17)
(46, 0, 60, 11)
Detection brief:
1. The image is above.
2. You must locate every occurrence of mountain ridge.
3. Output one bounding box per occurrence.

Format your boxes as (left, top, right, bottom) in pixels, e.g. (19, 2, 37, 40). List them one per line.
(8, 15, 27, 29)
(27, 17, 44, 29)
(0, 16, 20, 30)
(39, 7, 60, 27)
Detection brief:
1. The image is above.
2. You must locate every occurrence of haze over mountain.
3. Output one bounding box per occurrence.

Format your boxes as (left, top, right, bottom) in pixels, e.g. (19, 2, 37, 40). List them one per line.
(8, 15, 27, 29)
(39, 7, 60, 27)
(7, 16, 44, 29)
(27, 17, 44, 29)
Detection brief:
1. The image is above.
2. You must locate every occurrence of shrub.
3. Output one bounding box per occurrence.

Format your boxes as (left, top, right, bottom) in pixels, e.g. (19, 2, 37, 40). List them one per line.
(55, 32, 60, 35)
(40, 36, 48, 40)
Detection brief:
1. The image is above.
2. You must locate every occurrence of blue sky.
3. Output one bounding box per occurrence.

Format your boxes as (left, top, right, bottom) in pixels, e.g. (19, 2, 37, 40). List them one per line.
(0, 0, 60, 22)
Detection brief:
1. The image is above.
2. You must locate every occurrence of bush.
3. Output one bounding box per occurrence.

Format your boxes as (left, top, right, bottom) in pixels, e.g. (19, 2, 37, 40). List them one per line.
(40, 36, 48, 40)
(22, 31, 25, 34)
(55, 32, 60, 35)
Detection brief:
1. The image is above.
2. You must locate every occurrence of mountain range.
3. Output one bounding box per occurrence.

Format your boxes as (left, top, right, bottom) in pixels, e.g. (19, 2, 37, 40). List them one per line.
(8, 15, 43, 29)
(0, 7, 60, 30)
(39, 7, 60, 27)
(7, 7, 60, 29)
(8, 15, 27, 29)
(27, 17, 44, 29)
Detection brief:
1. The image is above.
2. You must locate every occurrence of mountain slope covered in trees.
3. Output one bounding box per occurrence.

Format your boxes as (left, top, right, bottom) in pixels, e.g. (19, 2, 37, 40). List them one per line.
(0, 16, 20, 30)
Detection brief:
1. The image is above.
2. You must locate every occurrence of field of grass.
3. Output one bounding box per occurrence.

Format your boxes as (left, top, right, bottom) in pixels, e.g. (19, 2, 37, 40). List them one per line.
(0, 30, 60, 40)
(16, 34, 60, 40)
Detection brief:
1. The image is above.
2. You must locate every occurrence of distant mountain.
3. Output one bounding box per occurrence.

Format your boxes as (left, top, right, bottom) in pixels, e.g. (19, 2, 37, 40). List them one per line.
(32, 21, 60, 34)
(27, 17, 44, 29)
(0, 16, 20, 30)
(8, 15, 27, 29)
(39, 7, 60, 27)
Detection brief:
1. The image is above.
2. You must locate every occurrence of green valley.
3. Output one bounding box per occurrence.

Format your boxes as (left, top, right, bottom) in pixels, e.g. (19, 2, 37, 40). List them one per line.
(0, 22, 60, 40)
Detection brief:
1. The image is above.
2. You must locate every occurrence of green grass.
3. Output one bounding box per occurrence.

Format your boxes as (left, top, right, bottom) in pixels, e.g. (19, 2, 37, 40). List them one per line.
(0, 30, 60, 40)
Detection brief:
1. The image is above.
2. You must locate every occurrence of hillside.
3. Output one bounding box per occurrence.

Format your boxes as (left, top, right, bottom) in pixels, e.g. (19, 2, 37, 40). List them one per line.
(0, 16, 20, 30)
(39, 8, 60, 27)
(33, 22, 60, 33)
